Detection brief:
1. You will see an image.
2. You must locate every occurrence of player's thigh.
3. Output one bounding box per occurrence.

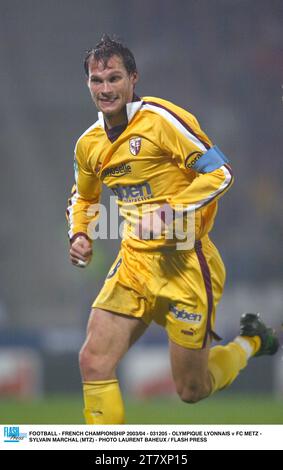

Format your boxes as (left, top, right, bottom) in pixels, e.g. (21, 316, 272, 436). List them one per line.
(169, 338, 211, 399)
(82, 307, 148, 365)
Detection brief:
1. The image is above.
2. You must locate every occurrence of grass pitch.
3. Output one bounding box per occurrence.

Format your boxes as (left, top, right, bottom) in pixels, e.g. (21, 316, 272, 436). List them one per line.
(0, 394, 282, 424)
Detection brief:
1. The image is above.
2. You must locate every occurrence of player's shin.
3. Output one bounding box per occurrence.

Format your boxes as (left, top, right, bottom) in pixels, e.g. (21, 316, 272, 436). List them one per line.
(208, 342, 248, 394)
(83, 379, 125, 424)
(207, 334, 260, 394)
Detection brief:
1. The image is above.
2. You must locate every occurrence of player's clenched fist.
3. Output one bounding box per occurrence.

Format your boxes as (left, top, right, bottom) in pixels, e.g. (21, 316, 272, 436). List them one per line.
(70, 235, 93, 268)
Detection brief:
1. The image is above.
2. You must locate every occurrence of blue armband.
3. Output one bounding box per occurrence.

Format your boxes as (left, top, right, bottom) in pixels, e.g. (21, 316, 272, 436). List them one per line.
(192, 146, 229, 173)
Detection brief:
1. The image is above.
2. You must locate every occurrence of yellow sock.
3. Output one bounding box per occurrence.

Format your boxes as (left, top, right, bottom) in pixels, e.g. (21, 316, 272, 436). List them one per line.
(234, 335, 261, 358)
(208, 335, 261, 394)
(83, 380, 125, 424)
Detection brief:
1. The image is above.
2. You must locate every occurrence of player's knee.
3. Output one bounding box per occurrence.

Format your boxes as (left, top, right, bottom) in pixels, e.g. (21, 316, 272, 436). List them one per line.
(79, 344, 113, 379)
(176, 381, 209, 404)
(79, 345, 91, 373)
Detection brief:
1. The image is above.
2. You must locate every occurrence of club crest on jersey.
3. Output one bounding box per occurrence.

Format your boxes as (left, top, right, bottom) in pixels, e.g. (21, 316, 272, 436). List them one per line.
(129, 137, 141, 156)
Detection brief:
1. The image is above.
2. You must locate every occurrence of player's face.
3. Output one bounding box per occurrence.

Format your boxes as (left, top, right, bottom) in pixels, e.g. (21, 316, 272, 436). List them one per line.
(87, 55, 138, 124)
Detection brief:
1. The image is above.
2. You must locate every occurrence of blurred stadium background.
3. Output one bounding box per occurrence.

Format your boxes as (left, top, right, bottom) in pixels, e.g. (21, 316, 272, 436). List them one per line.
(0, 0, 282, 424)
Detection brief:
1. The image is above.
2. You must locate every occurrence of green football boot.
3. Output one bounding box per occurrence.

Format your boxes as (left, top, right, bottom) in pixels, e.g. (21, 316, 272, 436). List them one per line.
(239, 313, 279, 357)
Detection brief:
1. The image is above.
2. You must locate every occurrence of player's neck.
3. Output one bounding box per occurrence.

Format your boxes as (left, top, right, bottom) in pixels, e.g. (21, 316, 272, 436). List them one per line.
(103, 107, 128, 130)
(103, 93, 140, 129)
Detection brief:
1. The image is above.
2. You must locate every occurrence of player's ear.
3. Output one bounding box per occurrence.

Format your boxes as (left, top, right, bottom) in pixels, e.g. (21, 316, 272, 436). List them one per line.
(131, 71, 139, 87)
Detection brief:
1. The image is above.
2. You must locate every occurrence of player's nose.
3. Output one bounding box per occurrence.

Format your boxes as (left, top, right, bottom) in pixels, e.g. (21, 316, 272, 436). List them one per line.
(101, 81, 112, 94)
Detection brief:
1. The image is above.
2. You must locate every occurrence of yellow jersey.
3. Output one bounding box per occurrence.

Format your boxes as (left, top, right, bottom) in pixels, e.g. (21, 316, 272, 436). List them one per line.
(66, 96, 234, 251)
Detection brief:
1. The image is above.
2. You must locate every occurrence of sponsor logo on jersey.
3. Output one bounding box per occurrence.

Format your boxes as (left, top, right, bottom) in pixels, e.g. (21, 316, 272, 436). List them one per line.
(129, 137, 142, 156)
(101, 163, 132, 179)
(185, 151, 203, 169)
(169, 304, 202, 323)
(112, 181, 153, 202)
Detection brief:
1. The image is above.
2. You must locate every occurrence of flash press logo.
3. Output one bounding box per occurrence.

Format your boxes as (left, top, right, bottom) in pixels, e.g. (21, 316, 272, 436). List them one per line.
(4, 426, 27, 443)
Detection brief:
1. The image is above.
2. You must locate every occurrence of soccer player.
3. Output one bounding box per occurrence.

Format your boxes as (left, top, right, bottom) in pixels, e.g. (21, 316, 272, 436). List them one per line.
(66, 35, 279, 424)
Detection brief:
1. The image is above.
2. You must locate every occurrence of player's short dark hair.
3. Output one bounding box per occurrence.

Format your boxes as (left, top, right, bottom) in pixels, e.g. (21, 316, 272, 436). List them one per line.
(84, 34, 137, 77)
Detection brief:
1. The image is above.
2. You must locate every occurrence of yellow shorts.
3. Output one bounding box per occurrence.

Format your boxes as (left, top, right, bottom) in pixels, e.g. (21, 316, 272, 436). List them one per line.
(93, 235, 226, 349)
